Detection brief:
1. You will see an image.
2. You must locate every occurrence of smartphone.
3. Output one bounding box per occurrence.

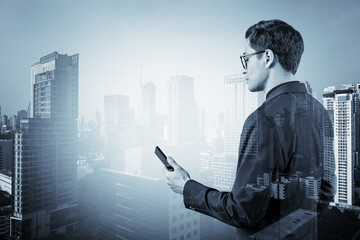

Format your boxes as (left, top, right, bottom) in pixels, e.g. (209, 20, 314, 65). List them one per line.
(154, 146, 174, 171)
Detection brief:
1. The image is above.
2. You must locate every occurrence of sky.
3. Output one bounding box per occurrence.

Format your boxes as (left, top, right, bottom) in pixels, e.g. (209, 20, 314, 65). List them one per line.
(1, 0, 360, 120)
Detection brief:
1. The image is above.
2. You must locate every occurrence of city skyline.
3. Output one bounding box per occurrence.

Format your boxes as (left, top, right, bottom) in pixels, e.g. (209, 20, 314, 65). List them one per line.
(1, 1, 360, 239)
(1, 1, 360, 120)
(0, 48, 359, 239)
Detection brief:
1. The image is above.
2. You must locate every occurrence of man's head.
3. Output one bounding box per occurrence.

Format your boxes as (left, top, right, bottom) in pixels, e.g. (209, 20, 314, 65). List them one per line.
(241, 19, 304, 92)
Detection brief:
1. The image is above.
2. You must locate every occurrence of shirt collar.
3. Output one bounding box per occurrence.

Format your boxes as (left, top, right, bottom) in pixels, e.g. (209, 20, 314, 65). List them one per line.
(266, 81, 307, 102)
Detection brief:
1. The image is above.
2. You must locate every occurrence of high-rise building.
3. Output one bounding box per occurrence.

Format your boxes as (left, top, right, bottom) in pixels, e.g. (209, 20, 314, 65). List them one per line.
(224, 74, 262, 155)
(197, 151, 236, 239)
(9, 115, 17, 132)
(0, 134, 12, 173)
(30, 52, 78, 119)
(167, 75, 198, 144)
(137, 82, 158, 145)
(140, 82, 156, 125)
(95, 168, 169, 240)
(11, 52, 78, 239)
(16, 110, 27, 131)
(104, 95, 137, 169)
(300, 176, 321, 200)
(1, 115, 9, 134)
(163, 144, 201, 240)
(322, 83, 360, 206)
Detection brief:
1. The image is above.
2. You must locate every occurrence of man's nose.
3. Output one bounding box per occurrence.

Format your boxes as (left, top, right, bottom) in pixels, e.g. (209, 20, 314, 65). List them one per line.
(241, 69, 247, 80)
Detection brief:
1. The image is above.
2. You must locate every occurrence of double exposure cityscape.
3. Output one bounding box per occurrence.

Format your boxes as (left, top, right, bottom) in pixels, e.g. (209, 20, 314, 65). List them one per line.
(0, 52, 359, 239)
(1, 1, 360, 240)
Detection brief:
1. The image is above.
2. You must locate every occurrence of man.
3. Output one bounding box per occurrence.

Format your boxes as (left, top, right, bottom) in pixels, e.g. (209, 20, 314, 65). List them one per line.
(164, 19, 334, 239)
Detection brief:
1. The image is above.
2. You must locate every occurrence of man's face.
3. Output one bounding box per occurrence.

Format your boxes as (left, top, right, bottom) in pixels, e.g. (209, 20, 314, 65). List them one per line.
(242, 40, 269, 92)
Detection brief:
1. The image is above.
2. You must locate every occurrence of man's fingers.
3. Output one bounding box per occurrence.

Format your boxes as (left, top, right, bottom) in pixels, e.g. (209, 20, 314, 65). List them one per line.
(167, 156, 179, 169)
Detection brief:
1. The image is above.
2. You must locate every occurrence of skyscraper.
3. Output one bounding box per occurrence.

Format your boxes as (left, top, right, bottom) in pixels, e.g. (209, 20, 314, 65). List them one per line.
(140, 82, 156, 126)
(323, 83, 360, 206)
(16, 110, 28, 131)
(11, 52, 78, 239)
(104, 95, 137, 169)
(219, 74, 262, 191)
(224, 74, 262, 155)
(30, 52, 78, 119)
(95, 168, 169, 240)
(0, 134, 12, 173)
(137, 82, 158, 145)
(167, 75, 198, 144)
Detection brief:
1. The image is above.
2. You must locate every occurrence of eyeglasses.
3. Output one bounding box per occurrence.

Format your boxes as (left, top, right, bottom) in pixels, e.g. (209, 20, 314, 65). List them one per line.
(239, 51, 265, 69)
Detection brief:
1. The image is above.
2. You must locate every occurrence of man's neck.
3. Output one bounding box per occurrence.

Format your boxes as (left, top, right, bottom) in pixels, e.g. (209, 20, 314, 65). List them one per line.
(263, 68, 296, 96)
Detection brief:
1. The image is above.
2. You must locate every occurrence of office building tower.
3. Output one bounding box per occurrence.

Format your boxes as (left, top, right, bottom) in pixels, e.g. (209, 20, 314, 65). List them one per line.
(300, 176, 321, 200)
(11, 52, 78, 239)
(12, 120, 78, 239)
(138, 82, 158, 145)
(323, 84, 360, 206)
(161, 144, 200, 240)
(0, 172, 11, 194)
(198, 151, 237, 239)
(167, 75, 198, 144)
(0, 191, 11, 239)
(95, 168, 169, 240)
(9, 115, 17, 132)
(104, 95, 137, 169)
(16, 110, 27, 130)
(30, 52, 78, 119)
(322, 86, 336, 192)
(0, 134, 12, 173)
(95, 110, 102, 136)
(224, 74, 261, 155)
(211, 154, 237, 191)
(1, 115, 9, 134)
(140, 82, 156, 126)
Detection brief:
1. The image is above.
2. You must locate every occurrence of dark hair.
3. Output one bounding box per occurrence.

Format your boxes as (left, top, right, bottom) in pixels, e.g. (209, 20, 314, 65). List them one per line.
(245, 19, 304, 74)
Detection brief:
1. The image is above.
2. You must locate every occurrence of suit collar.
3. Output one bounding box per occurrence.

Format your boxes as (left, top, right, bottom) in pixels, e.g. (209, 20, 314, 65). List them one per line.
(266, 81, 307, 102)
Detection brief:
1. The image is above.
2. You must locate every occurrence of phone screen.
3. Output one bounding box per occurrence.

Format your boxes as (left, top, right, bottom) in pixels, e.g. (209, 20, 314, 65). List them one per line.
(155, 146, 174, 171)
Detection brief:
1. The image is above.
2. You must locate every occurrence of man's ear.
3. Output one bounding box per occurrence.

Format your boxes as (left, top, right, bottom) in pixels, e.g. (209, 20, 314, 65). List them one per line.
(264, 49, 275, 68)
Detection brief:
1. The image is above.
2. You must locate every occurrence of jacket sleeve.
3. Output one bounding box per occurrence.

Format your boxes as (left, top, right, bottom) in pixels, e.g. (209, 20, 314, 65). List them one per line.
(183, 112, 283, 228)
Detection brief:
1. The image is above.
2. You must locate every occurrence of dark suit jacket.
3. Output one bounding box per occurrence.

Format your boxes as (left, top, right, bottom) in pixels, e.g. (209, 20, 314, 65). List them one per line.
(183, 81, 335, 239)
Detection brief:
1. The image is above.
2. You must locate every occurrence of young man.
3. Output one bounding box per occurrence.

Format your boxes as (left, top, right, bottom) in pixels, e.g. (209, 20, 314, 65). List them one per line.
(164, 19, 334, 239)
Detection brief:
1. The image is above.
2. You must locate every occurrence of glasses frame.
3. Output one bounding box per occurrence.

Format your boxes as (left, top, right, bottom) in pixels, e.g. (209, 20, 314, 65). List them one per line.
(239, 51, 265, 69)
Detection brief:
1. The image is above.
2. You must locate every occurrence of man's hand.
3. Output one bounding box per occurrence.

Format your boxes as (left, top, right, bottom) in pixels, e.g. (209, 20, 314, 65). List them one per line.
(163, 156, 191, 195)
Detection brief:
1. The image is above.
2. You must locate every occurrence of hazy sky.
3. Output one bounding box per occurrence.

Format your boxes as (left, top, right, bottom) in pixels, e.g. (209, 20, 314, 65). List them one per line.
(1, 0, 360, 120)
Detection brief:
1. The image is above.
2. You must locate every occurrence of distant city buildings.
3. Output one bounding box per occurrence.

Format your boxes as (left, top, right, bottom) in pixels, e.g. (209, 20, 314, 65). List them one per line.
(139, 82, 156, 126)
(255, 171, 320, 201)
(167, 75, 198, 144)
(104, 95, 137, 170)
(2, 47, 359, 240)
(137, 82, 159, 146)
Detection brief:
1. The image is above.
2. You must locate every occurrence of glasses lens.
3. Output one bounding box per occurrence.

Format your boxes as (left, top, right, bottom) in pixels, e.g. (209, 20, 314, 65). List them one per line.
(240, 56, 247, 69)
